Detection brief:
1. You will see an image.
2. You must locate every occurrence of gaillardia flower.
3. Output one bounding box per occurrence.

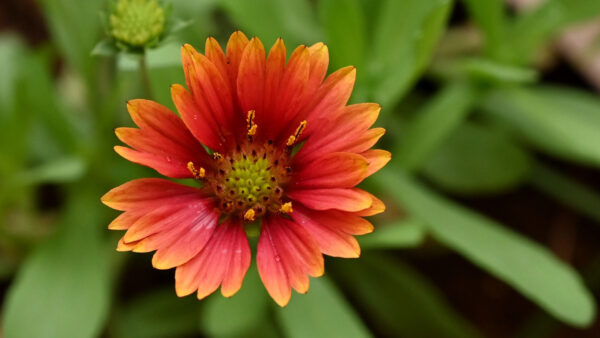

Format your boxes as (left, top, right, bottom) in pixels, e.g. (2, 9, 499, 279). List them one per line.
(102, 31, 390, 306)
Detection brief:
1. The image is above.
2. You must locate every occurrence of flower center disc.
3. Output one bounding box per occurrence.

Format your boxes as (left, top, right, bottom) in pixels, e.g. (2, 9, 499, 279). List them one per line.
(211, 144, 290, 220)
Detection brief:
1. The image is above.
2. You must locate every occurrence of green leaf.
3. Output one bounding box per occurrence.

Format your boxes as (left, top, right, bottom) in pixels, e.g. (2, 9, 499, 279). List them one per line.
(528, 163, 600, 224)
(200, 265, 270, 337)
(422, 122, 532, 195)
(318, 0, 366, 70)
(481, 86, 600, 167)
(38, 0, 104, 81)
(395, 81, 478, 172)
(463, 58, 538, 84)
(17, 157, 86, 185)
(507, 0, 600, 64)
(331, 253, 481, 337)
(460, 0, 506, 58)
(2, 190, 111, 338)
(359, 217, 425, 249)
(91, 39, 119, 57)
(219, 0, 321, 46)
(378, 168, 596, 327)
(370, 0, 453, 106)
(114, 289, 200, 338)
(275, 276, 372, 338)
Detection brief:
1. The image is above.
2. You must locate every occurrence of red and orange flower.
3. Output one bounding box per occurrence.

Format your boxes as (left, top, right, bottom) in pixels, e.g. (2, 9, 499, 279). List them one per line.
(102, 31, 390, 306)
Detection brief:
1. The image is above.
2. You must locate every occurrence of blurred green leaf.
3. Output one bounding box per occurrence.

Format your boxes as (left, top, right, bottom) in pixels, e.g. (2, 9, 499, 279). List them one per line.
(528, 163, 600, 224)
(38, 0, 104, 82)
(276, 276, 371, 338)
(2, 189, 111, 338)
(463, 58, 538, 84)
(481, 86, 600, 167)
(359, 217, 425, 249)
(219, 0, 321, 46)
(378, 168, 596, 327)
(395, 81, 478, 172)
(507, 0, 600, 64)
(319, 0, 366, 70)
(370, 0, 453, 106)
(460, 0, 506, 58)
(114, 288, 200, 338)
(422, 122, 532, 195)
(331, 253, 481, 338)
(17, 157, 86, 185)
(201, 265, 269, 337)
(91, 39, 119, 57)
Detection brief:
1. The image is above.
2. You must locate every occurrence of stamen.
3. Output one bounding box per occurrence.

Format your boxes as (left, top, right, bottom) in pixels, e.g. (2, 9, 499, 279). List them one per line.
(187, 162, 205, 180)
(279, 202, 293, 214)
(247, 110, 257, 138)
(286, 120, 307, 146)
(244, 209, 256, 221)
(213, 152, 223, 160)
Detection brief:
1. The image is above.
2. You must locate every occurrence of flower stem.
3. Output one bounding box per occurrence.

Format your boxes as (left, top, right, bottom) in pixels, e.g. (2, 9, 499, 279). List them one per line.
(138, 53, 153, 99)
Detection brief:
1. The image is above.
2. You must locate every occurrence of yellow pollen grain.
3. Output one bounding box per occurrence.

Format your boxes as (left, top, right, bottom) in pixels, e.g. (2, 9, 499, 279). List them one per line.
(248, 124, 257, 136)
(286, 135, 296, 146)
(287, 120, 307, 146)
(280, 202, 293, 214)
(187, 161, 204, 179)
(244, 209, 256, 221)
(213, 152, 223, 160)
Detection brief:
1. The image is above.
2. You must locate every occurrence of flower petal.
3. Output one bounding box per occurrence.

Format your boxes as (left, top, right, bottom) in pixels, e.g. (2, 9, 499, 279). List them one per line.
(354, 192, 386, 217)
(114, 100, 210, 178)
(108, 210, 144, 230)
(291, 152, 368, 189)
(286, 188, 373, 212)
(174, 219, 250, 299)
(296, 103, 381, 162)
(257, 216, 324, 306)
(291, 204, 361, 258)
(295, 206, 374, 235)
(101, 178, 203, 211)
(361, 149, 391, 176)
(237, 37, 266, 117)
(171, 84, 224, 152)
(225, 31, 250, 89)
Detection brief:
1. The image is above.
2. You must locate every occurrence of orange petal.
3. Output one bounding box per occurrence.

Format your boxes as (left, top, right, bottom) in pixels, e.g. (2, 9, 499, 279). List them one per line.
(354, 192, 386, 217)
(361, 149, 391, 176)
(286, 188, 372, 212)
(292, 204, 361, 258)
(304, 66, 355, 122)
(225, 31, 250, 88)
(237, 37, 266, 115)
(101, 178, 202, 211)
(205, 37, 229, 89)
(303, 42, 329, 102)
(171, 84, 224, 152)
(108, 210, 144, 230)
(292, 152, 368, 189)
(295, 206, 374, 235)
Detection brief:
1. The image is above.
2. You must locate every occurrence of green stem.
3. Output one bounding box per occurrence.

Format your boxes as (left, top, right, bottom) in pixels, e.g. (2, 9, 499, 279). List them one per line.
(139, 53, 153, 99)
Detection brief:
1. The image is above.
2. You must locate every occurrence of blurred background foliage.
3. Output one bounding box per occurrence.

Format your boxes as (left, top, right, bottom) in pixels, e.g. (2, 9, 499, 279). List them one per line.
(1, 0, 600, 337)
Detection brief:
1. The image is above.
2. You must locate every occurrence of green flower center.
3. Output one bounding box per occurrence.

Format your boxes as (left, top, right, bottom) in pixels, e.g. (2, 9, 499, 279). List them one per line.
(109, 0, 165, 47)
(223, 156, 278, 207)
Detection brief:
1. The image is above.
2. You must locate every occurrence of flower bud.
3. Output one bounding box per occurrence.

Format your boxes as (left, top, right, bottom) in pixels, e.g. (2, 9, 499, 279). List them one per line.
(109, 0, 165, 48)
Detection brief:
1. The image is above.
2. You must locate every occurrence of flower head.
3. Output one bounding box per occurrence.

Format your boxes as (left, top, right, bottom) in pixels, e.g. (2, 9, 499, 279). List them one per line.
(102, 31, 390, 306)
(109, 0, 166, 49)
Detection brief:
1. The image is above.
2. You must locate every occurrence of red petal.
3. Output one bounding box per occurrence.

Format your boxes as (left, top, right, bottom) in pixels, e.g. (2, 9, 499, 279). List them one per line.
(108, 210, 144, 230)
(114, 100, 210, 178)
(303, 43, 329, 103)
(174, 219, 250, 299)
(263, 38, 286, 132)
(181, 44, 240, 150)
(205, 37, 229, 90)
(304, 66, 355, 122)
(292, 152, 368, 189)
(101, 178, 203, 211)
(271, 45, 310, 141)
(257, 216, 324, 306)
(171, 84, 225, 152)
(286, 188, 373, 212)
(295, 206, 374, 235)
(296, 103, 381, 162)
(237, 37, 266, 116)
(291, 204, 361, 258)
